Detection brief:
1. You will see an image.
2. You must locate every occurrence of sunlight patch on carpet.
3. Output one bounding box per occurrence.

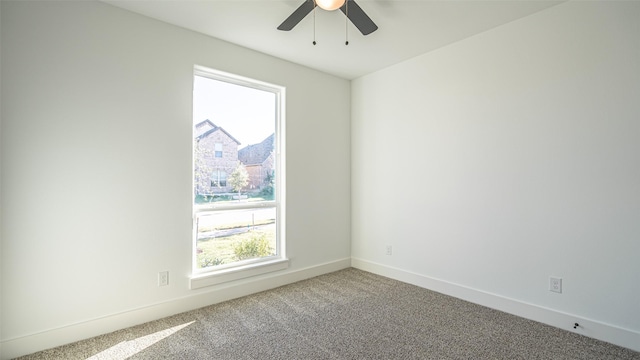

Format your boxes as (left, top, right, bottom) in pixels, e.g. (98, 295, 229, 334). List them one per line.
(87, 321, 196, 360)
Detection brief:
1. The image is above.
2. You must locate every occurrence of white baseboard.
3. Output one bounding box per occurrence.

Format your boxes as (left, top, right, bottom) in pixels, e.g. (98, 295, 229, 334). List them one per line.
(351, 257, 640, 353)
(0, 258, 351, 360)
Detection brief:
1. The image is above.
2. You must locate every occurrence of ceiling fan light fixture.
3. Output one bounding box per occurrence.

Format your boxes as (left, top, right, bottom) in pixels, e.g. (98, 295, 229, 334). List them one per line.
(315, 0, 345, 11)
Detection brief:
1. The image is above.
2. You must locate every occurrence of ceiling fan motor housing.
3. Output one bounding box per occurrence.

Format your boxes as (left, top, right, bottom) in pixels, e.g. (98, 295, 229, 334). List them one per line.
(278, 0, 378, 36)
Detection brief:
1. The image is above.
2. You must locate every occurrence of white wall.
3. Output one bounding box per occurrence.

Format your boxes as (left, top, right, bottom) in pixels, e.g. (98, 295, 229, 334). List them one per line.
(352, 1, 640, 351)
(0, 1, 350, 358)
(0, 2, 3, 358)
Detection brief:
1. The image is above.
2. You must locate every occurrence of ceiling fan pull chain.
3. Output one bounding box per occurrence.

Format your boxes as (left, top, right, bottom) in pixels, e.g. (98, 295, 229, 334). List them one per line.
(345, 0, 349, 45)
(313, 4, 317, 45)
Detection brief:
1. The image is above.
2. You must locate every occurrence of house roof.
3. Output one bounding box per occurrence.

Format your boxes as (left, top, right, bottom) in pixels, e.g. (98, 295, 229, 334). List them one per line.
(194, 120, 241, 145)
(238, 134, 274, 166)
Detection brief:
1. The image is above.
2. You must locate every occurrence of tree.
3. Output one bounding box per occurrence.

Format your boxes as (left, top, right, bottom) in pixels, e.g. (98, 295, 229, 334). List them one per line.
(194, 140, 214, 198)
(228, 161, 249, 196)
(261, 170, 275, 197)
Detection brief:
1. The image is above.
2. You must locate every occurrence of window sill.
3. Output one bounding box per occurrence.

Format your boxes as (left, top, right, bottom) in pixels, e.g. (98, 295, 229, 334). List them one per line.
(190, 258, 289, 289)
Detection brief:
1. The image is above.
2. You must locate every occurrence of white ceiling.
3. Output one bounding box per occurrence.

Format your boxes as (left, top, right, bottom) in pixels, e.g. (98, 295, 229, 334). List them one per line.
(103, 0, 563, 80)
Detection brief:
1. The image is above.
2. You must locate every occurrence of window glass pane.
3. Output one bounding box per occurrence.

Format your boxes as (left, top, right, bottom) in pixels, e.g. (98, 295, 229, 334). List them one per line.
(193, 75, 276, 203)
(211, 170, 228, 188)
(196, 208, 277, 269)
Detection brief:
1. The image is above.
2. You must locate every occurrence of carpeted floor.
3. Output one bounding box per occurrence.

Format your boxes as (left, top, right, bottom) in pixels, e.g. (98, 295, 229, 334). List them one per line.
(16, 268, 640, 359)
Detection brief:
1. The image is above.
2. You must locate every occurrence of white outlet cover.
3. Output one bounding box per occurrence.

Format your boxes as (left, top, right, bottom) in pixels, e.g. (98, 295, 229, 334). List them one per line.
(158, 271, 169, 286)
(549, 277, 562, 293)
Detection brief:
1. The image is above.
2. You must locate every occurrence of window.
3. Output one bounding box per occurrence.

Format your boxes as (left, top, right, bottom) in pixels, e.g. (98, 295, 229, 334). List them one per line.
(191, 65, 286, 289)
(211, 170, 227, 187)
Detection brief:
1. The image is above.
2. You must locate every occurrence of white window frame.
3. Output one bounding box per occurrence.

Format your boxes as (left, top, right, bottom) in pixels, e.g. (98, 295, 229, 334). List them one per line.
(190, 65, 287, 289)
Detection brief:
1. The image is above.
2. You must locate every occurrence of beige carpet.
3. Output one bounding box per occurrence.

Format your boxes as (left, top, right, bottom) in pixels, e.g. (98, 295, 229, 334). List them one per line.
(16, 268, 640, 359)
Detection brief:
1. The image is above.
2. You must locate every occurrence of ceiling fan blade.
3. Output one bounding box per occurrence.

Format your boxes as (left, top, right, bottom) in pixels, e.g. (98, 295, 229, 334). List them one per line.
(340, 0, 378, 35)
(277, 0, 316, 31)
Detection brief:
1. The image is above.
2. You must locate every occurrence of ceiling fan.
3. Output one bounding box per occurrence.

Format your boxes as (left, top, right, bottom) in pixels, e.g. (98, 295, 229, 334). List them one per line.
(278, 0, 378, 36)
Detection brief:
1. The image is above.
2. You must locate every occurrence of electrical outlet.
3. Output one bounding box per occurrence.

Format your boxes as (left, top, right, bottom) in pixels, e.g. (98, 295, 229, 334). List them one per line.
(549, 276, 562, 293)
(386, 245, 393, 256)
(158, 271, 169, 287)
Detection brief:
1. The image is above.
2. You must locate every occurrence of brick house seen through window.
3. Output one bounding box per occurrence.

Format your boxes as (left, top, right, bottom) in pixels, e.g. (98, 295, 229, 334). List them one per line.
(194, 120, 274, 195)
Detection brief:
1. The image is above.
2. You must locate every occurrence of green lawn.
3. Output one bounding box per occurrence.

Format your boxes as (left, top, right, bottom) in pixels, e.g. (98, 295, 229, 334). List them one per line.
(195, 193, 274, 205)
(196, 225, 276, 268)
